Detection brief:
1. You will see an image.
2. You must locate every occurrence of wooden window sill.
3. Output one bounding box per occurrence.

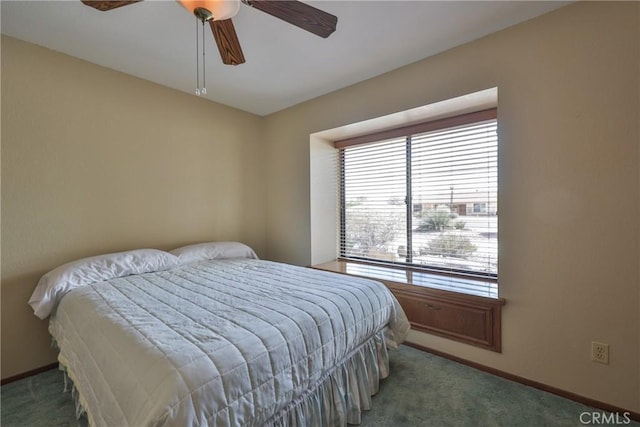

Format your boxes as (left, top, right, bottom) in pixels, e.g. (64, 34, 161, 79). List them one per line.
(312, 259, 506, 352)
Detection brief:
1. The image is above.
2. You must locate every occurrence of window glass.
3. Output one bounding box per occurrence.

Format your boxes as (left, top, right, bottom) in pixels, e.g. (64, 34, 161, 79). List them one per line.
(339, 112, 497, 278)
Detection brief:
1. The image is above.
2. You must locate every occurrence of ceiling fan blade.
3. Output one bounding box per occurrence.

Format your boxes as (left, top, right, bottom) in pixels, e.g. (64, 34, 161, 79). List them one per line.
(210, 19, 246, 66)
(243, 0, 337, 38)
(81, 0, 141, 12)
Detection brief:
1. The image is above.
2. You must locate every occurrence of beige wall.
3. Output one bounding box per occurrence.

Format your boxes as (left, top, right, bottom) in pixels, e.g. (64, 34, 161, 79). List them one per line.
(2, 0, 639, 414)
(1, 36, 266, 378)
(263, 2, 640, 412)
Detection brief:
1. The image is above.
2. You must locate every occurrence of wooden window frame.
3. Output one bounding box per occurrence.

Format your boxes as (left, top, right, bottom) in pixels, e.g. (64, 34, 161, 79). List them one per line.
(329, 108, 503, 351)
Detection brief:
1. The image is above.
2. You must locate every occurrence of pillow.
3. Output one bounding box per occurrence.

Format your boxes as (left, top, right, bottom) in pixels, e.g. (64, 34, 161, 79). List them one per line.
(29, 249, 180, 320)
(169, 241, 258, 265)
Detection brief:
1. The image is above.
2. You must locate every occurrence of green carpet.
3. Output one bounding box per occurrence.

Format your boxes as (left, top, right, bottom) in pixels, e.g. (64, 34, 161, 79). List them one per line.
(1, 367, 82, 427)
(361, 346, 638, 426)
(2, 345, 636, 426)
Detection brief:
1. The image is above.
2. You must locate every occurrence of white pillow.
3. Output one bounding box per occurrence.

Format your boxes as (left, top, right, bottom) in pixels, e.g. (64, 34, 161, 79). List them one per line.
(169, 241, 258, 265)
(29, 249, 180, 319)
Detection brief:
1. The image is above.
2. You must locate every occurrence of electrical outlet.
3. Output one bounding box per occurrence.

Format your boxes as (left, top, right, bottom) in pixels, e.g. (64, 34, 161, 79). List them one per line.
(591, 342, 609, 364)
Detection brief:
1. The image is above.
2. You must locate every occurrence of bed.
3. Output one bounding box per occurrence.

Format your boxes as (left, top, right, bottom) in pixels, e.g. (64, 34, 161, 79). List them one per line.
(28, 242, 410, 426)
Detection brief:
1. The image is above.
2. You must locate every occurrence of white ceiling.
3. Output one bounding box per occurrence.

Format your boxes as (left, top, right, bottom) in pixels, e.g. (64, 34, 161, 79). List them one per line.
(1, 0, 568, 116)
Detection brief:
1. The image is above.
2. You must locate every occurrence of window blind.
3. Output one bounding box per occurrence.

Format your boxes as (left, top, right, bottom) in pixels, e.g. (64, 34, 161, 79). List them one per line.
(338, 109, 498, 278)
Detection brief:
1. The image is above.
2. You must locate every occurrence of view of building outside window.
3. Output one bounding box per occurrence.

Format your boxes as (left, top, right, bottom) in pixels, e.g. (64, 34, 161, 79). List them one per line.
(340, 118, 497, 277)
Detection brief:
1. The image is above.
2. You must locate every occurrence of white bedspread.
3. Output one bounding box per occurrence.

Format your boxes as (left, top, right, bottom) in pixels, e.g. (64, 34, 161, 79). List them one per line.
(49, 259, 409, 426)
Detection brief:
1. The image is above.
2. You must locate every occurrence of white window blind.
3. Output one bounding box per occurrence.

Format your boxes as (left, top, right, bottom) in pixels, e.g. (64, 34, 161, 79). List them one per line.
(337, 109, 498, 278)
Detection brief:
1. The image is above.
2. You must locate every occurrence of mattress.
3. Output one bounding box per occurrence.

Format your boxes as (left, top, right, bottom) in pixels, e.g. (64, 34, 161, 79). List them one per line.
(49, 258, 409, 426)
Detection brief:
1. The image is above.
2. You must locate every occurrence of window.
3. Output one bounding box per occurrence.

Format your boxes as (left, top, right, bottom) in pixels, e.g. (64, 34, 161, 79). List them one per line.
(336, 109, 497, 278)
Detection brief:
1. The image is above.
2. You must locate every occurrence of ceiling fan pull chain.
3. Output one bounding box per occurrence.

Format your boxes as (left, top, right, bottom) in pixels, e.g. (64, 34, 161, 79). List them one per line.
(201, 18, 207, 95)
(195, 17, 200, 96)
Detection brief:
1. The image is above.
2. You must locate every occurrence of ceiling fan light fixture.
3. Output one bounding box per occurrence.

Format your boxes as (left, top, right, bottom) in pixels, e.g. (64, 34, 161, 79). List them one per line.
(178, 0, 240, 21)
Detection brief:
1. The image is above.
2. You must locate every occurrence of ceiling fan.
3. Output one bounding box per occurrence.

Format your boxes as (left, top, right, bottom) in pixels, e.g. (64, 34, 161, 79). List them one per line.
(80, 0, 338, 66)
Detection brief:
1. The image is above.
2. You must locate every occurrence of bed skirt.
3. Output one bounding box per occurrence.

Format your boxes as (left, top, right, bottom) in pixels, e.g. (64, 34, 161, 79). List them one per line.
(56, 346, 93, 425)
(267, 331, 390, 427)
(59, 330, 391, 427)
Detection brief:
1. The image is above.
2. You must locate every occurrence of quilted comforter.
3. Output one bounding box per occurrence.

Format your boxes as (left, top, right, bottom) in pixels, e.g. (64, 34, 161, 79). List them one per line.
(49, 259, 409, 426)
